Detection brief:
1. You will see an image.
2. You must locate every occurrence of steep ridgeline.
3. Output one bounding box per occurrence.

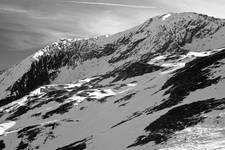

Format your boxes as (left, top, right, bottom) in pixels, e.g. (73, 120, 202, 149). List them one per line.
(1, 12, 225, 150)
(0, 12, 224, 105)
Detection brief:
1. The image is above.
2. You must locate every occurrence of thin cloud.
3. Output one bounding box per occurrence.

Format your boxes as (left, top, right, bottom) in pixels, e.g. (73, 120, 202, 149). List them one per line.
(62, 1, 156, 9)
(0, 6, 28, 13)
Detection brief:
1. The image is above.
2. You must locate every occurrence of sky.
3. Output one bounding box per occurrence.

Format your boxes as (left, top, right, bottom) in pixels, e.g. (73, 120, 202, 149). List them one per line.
(1, 0, 225, 70)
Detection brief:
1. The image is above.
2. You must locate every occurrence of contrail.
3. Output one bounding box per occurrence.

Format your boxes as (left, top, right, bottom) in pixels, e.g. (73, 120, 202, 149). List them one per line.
(63, 1, 156, 9)
(0, 6, 28, 13)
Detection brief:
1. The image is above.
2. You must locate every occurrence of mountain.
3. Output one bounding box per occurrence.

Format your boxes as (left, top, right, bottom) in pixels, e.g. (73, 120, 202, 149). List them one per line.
(1, 12, 225, 149)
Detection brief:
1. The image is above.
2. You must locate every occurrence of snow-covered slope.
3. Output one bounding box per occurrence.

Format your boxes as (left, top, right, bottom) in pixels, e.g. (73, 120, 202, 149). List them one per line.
(1, 12, 225, 150)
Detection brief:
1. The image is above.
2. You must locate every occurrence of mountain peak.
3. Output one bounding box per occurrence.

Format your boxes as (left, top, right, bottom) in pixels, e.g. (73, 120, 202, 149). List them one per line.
(1, 12, 225, 149)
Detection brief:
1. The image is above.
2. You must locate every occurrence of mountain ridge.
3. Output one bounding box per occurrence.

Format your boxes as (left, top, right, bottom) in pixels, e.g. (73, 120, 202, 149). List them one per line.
(1, 12, 225, 150)
(1, 12, 225, 104)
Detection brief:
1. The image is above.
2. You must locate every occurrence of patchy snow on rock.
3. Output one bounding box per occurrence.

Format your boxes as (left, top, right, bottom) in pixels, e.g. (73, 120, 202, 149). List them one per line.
(30, 87, 44, 96)
(10, 96, 28, 108)
(160, 125, 225, 150)
(161, 62, 185, 68)
(66, 94, 86, 106)
(185, 48, 225, 58)
(0, 121, 16, 135)
(79, 77, 96, 83)
(33, 46, 49, 61)
(105, 34, 110, 38)
(152, 55, 166, 61)
(33, 50, 45, 60)
(127, 83, 137, 87)
(52, 41, 59, 46)
(88, 89, 116, 99)
(40, 119, 59, 126)
(0, 96, 28, 113)
(59, 38, 74, 44)
(211, 47, 225, 53)
(161, 63, 186, 74)
(66, 77, 97, 89)
(161, 63, 176, 68)
(187, 51, 211, 57)
(148, 55, 166, 64)
(65, 83, 84, 89)
(162, 13, 171, 21)
(65, 88, 116, 106)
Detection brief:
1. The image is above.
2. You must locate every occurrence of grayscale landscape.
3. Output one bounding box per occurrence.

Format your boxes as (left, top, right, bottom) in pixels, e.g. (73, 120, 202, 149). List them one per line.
(1, 1, 225, 150)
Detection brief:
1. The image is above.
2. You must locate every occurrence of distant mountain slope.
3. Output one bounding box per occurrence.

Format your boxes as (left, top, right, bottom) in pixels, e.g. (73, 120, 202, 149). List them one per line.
(1, 12, 225, 150)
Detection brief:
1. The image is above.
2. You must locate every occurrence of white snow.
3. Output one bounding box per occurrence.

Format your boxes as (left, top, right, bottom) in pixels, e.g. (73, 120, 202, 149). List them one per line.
(161, 63, 176, 67)
(88, 89, 116, 99)
(0, 121, 16, 135)
(161, 63, 186, 74)
(105, 34, 110, 38)
(33, 50, 44, 60)
(65, 83, 83, 89)
(187, 51, 211, 57)
(67, 77, 97, 89)
(185, 48, 225, 59)
(79, 77, 96, 83)
(40, 120, 58, 126)
(67, 38, 73, 42)
(161, 63, 185, 68)
(0, 96, 28, 113)
(149, 48, 225, 68)
(162, 13, 171, 21)
(157, 48, 225, 75)
(52, 42, 59, 46)
(10, 96, 28, 108)
(118, 89, 131, 94)
(33, 47, 49, 61)
(127, 83, 137, 87)
(148, 55, 166, 64)
(153, 55, 166, 61)
(66, 95, 86, 106)
(30, 87, 43, 96)
(160, 125, 225, 150)
(62, 40, 67, 45)
(65, 88, 116, 106)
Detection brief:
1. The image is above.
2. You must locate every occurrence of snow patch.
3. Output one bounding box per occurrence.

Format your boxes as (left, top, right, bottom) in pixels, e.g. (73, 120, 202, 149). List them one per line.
(161, 63, 185, 74)
(33, 50, 45, 60)
(0, 96, 28, 113)
(88, 89, 116, 99)
(79, 77, 96, 83)
(185, 48, 225, 59)
(148, 55, 166, 64)
(33, 46, 49, 61)
(161, 63, 185, 68)
(162, 13, 171, 21)
(187, 51, 211, 57)
(65, 83, 84, 89)
(127, 83, 137, 87)
(66, 95, 86, 106)
(67, 77, 97, 89)
(65, 88, 116, 106)
(30, 87, 44, 96)
(40, 120, 58, 126)
(105, 34, 110, 38)
(160, 125, 225, 150)
(0, 121, 16, 135)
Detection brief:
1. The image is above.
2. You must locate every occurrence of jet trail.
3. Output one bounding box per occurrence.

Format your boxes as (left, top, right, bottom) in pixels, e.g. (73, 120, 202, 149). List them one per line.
(63, 1, 156, 9)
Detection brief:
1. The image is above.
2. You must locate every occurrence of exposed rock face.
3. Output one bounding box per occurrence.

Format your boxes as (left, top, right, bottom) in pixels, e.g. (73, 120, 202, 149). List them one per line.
(1, 12, 225, 150)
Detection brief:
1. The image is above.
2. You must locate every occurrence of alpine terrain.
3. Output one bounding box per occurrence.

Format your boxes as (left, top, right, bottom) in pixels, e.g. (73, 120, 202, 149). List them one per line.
(1, 12, 225, 150)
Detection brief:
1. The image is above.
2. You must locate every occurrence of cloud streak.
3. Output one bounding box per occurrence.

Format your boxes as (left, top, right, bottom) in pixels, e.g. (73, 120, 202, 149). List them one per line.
(0, 5, 28, 13)
(63, 1, 156, 9)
